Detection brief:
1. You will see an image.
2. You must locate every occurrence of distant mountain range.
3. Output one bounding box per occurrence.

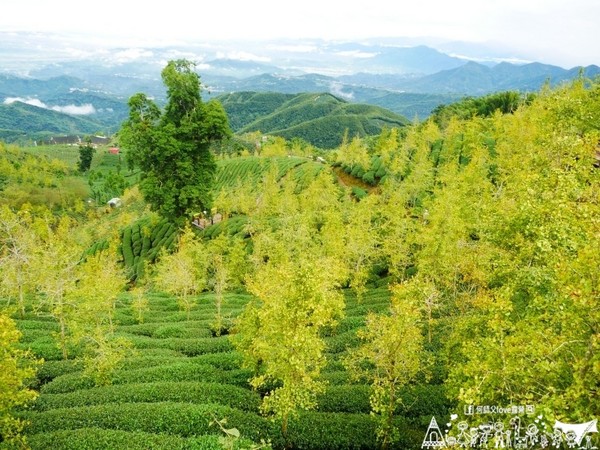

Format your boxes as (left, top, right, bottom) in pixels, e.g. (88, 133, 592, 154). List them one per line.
(0, 34, 598, 145)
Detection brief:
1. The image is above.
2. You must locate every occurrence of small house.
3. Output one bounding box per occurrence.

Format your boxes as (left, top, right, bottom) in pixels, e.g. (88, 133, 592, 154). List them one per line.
(108, 147, 120, 155)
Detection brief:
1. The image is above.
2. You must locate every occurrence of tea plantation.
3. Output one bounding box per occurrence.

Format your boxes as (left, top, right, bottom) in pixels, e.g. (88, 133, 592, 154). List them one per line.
(15, 288, 450, 449)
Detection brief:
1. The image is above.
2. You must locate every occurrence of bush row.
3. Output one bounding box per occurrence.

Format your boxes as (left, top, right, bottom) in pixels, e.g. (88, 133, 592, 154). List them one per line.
(285, 411, 377, 449)
(125, 335, 234, 356)
(41, 363, 252, 394)
(27, 428, 240, 450)
(22, 402, 276, 444)
(316, 385, 371, 414)
(36, 360, 83, 384)
(119, 217, 178, 280)
(288, 410, 428, 449)
(23, 403, 410, 449)
(34, 381, 260, 412)
(16, 319, 59, 331)
(121, 323, 214, 339)
(323, 330, 362, 353)
(316, 384, 451, 418)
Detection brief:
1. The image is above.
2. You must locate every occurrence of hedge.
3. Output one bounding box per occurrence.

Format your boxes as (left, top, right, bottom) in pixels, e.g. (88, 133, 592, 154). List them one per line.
(323, 330, 361, 353)
(316, 384, 452, 418)
(27, 429, 234, 450)
(36, 359, 83, 384)
(22, 402, 277, 444)
(33, 381, 261, 412)
(125, 335, 234, 356)
(316, 385, 371, 414)
(22, 403, 427, 449)
(41, 363, 252, 394)
(285, 411, 377, 449)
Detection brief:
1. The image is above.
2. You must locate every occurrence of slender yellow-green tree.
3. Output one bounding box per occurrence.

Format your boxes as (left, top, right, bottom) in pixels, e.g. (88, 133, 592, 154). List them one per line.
(0, 313, 40, 448)
(33, 216, 83, 360)
(342, 194, 381, 300)
(443, 79, 600, 420)
(68, 243, 132, 385)
(344, 284, 424, 449)
(206, 233, 247, 336)
(0, 206, 38, 318)
(153, 226, 208, 320)
(234, 171, 347, 439)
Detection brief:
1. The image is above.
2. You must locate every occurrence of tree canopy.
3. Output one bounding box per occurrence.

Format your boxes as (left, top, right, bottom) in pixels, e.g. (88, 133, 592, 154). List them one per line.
(119, 59, 231, 223)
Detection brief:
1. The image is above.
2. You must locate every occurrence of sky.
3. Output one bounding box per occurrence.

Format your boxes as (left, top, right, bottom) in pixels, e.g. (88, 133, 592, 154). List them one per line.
(2, 0, 599, 67)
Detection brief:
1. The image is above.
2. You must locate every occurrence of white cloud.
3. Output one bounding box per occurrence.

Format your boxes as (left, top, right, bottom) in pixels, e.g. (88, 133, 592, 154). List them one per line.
(329, 82, 354, 100)
(335, 50, 378, 59)
(268, 44, 319, 53)
(215, 51, 271, 62)
(4, 96, 46, 107)
(0, 0, 598, 67)
(51, 104, 96, 115)
(113, 48, 154, 63)
(3, 96, 95, 115)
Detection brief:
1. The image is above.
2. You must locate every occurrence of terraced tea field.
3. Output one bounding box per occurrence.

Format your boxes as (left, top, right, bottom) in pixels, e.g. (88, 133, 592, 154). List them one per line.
(15, 287, 448, 449)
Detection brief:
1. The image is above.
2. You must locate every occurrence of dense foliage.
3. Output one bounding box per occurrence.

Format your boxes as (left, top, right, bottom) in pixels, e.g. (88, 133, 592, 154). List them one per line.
(0, 77, 598, 449)
(119, 59, 231, 223)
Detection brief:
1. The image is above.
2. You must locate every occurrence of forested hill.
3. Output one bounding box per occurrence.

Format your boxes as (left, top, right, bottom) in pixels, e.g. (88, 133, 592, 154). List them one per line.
(0, 101, 106, 143)
(218, 91, 410, 149)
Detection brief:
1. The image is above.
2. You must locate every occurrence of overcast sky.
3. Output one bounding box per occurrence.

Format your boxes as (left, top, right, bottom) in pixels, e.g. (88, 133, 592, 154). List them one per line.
(2, 0, 599, 67)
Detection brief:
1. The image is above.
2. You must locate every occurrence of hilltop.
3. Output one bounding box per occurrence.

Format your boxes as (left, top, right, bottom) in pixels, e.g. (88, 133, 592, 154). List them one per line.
(218, 91, 409, 148)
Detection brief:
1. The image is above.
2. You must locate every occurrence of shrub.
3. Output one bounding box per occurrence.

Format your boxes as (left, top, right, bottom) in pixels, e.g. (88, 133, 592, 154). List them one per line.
(152, 324, 196, 339)
(41, 363, 253, 394)
(316, 385, 371, 414)
(33, 381, 261, 412)
(350, 186, 367, 200)
(36, 360, 82, 385)
(362, 170, 376, 185)
(27, 427, 253, 450)
(40, 363, 217, 394)
(397, 384, 453, 420)
(319, 371, 352, 386)
(192, 352, 244, 370)
(324, 330, 361, 353)
(22, 402, 275, 443)
(125, 335, 234, 356)
(285, 411, 377, 449)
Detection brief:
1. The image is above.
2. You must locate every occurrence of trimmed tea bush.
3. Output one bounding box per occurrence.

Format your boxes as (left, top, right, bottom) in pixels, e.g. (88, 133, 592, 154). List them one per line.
(34, 382, 261, 412)
(27, 427, 256, 450)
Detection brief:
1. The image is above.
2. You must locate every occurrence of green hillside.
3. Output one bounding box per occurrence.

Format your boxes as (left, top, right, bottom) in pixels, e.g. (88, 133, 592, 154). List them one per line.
(219, 92, 410, 149)
(216, 91, 294, 130)
(0, 101, 107, 143)
(2, 77, 599, 450)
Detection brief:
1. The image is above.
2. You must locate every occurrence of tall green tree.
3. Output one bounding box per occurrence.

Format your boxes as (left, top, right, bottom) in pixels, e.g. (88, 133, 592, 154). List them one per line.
(77, 137, 95, 172)
(119, 59, 231, 223)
